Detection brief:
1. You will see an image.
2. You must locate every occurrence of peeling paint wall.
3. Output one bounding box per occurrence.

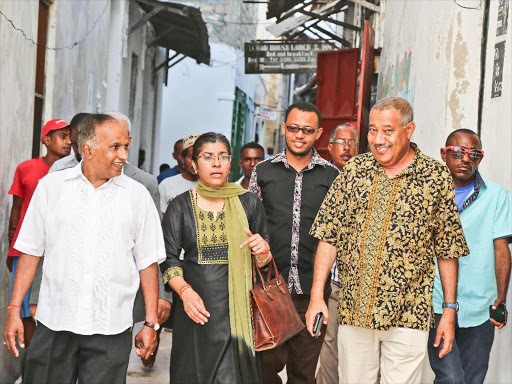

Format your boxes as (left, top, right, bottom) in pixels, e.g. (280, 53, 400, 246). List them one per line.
(380, 0, 511, 382)
(44, 0, 164, 170)
(379, 0, 483, 158)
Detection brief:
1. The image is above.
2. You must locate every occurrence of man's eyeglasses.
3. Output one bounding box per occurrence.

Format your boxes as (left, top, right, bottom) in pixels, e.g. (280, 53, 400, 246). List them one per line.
(330, 139, 358, 147)
(285, 125, 318, 135)
(197, 154, 232, 163)
(445, 146, 484, 161)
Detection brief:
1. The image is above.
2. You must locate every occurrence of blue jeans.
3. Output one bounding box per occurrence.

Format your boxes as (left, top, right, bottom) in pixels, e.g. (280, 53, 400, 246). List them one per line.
(427, 313, 495, 384)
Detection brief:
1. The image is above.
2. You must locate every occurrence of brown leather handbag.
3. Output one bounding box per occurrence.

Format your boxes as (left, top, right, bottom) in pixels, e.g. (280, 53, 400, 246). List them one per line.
(250, 256, 305, 351)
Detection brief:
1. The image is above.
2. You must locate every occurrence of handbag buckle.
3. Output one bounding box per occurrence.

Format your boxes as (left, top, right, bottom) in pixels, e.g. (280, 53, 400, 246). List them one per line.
(276, 278, 286, 294)
(263, 285, 274, 300)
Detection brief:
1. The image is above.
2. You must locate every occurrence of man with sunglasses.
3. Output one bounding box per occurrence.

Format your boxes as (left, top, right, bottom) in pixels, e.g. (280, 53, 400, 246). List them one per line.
(249, 101, 339, 383)
(428, 129, 512, 384)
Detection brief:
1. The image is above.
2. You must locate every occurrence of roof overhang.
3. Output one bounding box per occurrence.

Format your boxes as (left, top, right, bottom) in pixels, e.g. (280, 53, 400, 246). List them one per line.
(267, 0, 304, 19)
(265, 0, 380, 46)
(130, 0, 210, 65)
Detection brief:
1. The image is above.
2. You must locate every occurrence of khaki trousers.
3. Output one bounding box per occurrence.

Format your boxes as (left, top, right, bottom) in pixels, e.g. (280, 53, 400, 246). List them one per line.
(316, 281, 340, 384)
(338, 324, 428, 384)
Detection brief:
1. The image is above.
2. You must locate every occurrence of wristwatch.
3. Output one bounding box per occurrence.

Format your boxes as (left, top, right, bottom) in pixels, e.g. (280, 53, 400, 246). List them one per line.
(442, 302, 459, 312)
(143, 321, 160, 331)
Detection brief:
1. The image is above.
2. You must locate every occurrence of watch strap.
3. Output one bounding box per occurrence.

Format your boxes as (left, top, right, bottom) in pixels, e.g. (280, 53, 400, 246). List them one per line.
(143, 321, 160, 331)
(442, 302, 459, 311)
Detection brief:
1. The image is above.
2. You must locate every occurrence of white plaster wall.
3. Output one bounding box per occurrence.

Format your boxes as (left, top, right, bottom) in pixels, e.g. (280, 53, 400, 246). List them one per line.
(42, 0, 163, 170)
(0, 2, 39, 381)
(44, 0, 112, 120)
(380, 1, 512, 382)
(480, 2, 512, 382)
(480, 2, 512, 192)
(378, 0, 484, 161)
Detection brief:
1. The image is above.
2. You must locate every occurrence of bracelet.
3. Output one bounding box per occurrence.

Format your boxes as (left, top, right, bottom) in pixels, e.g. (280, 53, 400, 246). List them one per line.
(178, 283, 191, 295)
(256, 251, 272, 264)
(7, 305, 21, 311)
(177, 282, 188, 293)
(179, 285, 192, 300)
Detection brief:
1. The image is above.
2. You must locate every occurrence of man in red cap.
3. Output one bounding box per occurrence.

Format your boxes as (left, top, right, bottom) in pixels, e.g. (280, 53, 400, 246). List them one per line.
(6, 118, 71, 354)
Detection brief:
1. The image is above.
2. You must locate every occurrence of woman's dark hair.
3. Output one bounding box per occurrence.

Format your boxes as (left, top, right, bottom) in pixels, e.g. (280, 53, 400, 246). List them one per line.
(192, 132, 231, 161)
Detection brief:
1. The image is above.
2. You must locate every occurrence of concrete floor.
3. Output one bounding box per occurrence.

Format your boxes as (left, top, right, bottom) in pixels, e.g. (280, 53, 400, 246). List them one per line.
(127, 324, 172, 384)
(126, 323, 287, 383)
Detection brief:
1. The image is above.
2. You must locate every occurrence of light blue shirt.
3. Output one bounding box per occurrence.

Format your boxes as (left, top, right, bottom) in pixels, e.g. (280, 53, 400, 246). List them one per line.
(433, 172, 512, 327)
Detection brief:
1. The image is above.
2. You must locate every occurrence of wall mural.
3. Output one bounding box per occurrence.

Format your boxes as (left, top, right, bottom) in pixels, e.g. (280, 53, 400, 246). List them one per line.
(377, 50, 415, 106)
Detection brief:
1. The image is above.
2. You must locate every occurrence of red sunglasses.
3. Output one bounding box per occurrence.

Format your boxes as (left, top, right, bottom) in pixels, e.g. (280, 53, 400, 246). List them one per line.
(445, 146, 484, 161)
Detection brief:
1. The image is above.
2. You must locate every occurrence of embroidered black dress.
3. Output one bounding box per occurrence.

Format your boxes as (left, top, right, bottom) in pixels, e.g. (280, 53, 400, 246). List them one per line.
(160, 190, 267, 384)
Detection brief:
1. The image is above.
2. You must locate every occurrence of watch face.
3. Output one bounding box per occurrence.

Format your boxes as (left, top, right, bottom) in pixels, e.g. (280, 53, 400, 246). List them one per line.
(154, 323, 160, 331)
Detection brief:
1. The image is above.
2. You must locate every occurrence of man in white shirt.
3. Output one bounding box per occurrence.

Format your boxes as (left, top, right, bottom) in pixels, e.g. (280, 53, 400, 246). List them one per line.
(30, 110, 171, 369)
(3, 113, 165, 384)
(159, 134, 199, 215)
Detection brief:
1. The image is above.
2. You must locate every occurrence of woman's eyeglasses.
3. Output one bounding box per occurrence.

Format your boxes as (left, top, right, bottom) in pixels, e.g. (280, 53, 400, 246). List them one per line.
(285, 125, 317, 135)
(445, 146, 484, 161)
(197, 154, 232, 163)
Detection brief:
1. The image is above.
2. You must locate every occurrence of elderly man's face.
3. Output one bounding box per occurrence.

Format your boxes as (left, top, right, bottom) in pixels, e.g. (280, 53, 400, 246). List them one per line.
(90, 120, 130, 179)
(441, 132, 482, 187)
(368, 108, 414, 169)
(328, 126, 358, 170)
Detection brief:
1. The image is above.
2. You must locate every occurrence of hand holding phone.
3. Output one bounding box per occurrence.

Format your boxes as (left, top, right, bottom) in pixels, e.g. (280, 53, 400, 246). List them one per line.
(313, 312, 324, 338)
(489, 303, 507, 324)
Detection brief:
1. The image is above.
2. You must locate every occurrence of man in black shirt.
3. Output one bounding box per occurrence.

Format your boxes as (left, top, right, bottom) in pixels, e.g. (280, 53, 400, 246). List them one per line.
(249, 101, 339, 383)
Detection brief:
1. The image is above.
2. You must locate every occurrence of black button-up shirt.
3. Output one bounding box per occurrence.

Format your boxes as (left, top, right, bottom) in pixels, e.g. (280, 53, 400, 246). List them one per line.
(249, 149, 339, 294)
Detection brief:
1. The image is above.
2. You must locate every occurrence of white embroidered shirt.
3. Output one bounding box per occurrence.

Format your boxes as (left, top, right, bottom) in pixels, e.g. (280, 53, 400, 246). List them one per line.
(14, 163, 165, 335)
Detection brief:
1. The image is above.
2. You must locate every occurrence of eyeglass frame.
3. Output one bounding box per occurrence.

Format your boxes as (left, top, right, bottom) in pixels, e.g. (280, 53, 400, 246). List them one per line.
(444, 146, 484, 161)
(197, 153, 233, 163)
(284, 124, 318, 135)
(330, 138, 358, 147)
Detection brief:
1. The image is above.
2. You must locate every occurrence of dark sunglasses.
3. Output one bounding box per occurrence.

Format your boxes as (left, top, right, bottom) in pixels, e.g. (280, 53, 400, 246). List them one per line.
(285, 125, 317, 135)
(445, 146, 484, 161)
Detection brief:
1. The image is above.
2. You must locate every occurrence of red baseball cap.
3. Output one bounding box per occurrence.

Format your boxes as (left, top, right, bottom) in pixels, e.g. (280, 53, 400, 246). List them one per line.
(41, 119, 70, 143)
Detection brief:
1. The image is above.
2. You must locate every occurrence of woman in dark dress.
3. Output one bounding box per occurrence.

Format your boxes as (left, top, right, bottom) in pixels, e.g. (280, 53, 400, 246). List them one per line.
(160, 133, 272, 384)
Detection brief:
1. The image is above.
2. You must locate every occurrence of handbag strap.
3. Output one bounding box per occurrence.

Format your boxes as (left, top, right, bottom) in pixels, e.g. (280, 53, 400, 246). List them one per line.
(253, 255, 279, 285)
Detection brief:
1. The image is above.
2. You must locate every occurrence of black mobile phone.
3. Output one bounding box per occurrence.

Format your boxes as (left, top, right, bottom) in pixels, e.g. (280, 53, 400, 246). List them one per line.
(313, 312, 324, 338)
(489, 303, 507, 323)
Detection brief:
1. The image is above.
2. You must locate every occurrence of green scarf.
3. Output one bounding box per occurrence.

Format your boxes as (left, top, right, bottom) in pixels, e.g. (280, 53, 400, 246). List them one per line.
(196, 180, 259, 381)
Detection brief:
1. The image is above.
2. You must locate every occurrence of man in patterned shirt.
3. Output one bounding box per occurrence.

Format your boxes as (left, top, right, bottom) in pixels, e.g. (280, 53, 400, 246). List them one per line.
(249, 101, 339, 383)
(306, 97, 469, 383)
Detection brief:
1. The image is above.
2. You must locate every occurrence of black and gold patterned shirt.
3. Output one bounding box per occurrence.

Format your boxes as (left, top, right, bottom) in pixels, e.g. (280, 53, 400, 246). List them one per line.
(310, 144, 469, 331)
